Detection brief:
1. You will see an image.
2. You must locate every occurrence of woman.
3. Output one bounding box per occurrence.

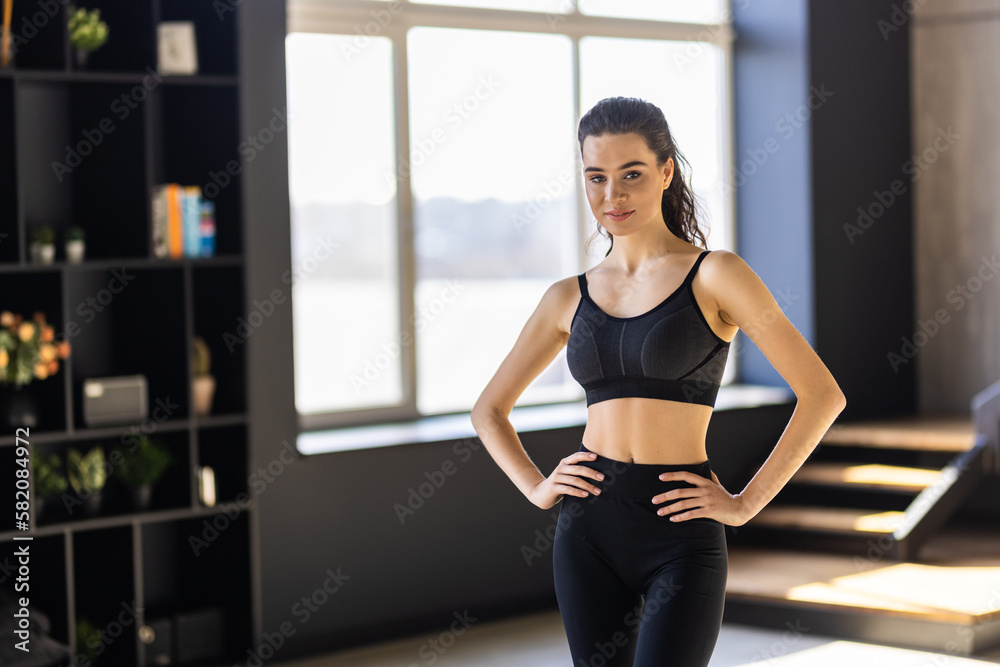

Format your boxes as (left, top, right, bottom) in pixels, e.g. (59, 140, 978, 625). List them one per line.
(470, 96, 846, 666)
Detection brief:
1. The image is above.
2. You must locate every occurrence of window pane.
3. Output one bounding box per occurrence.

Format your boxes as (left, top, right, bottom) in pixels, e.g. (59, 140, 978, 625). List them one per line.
(408, 0, 571, 13)
(580, 36, 735, 386)
(578, 0, 726, 24)
(286, 33, 402, 414)
(407, 27, 579, 415)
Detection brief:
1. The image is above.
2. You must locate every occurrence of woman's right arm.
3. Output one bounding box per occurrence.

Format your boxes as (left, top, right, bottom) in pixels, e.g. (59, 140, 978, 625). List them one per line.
(470, 277, 602, 508)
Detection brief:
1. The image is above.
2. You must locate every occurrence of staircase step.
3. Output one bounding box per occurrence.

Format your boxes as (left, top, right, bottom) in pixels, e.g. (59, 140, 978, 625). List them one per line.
(791, 462, 940, 492)
(749, 504, 904, 535)
(724, 536, 1000, 655)
(822, 414, 975, 452)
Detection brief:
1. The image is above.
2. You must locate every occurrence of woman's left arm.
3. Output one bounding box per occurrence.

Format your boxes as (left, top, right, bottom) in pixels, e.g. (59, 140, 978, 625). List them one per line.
(667, 250, 847, 525)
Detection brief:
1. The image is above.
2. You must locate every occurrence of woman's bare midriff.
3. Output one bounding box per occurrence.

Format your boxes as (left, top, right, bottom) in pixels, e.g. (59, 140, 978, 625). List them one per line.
(581, 397, 714, 465)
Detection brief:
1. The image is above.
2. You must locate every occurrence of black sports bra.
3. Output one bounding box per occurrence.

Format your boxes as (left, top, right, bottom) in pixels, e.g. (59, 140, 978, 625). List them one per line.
(566, 249, 730, 408)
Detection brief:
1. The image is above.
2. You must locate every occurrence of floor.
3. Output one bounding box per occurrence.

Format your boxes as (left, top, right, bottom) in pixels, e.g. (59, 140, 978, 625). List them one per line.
(271, 606, 1000, 667)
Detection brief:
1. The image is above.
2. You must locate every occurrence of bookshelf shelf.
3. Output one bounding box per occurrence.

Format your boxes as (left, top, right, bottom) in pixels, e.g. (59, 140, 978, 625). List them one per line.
(0, 1, 253, 664)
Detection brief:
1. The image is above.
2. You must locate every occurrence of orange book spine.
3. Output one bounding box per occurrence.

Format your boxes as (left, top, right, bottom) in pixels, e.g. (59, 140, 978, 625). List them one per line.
(166, 183, 183, 259)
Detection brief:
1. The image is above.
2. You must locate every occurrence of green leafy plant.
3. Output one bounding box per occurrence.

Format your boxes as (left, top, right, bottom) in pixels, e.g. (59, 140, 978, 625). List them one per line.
(32, 450, 68, 499)
(68, 6, 109, 52)
(75, 616, 104, 664)
(67, 445, 107, 495)
(66, 225, 86, 241)
(192, 335, 211, 377)
(112, 435, 172, 488)
(31, 225, 55, 245)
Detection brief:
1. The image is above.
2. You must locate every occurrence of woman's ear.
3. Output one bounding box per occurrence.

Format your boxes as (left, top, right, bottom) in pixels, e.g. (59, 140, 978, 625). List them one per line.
(662, 156, 675, 190)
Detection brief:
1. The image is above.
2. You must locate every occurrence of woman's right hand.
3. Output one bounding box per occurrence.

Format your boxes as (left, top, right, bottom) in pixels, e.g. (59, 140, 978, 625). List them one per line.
(528, 451, 605, 510)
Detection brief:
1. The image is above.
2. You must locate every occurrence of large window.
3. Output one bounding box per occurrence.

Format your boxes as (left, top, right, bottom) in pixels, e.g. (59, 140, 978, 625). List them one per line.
(287, 0, 735, 430)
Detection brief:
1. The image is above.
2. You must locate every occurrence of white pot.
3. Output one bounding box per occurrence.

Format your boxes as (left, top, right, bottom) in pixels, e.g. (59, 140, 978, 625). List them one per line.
(66, 239, 86, 264)
(37, 243, 55, 265)
(192, 375, 216, 416)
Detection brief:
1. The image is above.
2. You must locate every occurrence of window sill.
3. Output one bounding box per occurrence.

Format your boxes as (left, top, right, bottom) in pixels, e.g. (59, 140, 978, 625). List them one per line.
(295, 383, 796, 456)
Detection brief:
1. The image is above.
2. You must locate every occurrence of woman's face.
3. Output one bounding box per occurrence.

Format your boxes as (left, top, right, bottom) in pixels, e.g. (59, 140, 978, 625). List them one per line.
(581, 132, 673, 235)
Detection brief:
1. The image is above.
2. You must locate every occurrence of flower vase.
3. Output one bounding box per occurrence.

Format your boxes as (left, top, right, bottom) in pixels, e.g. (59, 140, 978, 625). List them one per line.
(0, 383, 39, 428)
(130, 485, 152, 511)
(74, 48, 89, 70)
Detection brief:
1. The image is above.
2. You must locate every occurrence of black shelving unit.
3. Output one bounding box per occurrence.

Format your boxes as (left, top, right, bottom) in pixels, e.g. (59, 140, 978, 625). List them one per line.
(0, 1, 253, 664)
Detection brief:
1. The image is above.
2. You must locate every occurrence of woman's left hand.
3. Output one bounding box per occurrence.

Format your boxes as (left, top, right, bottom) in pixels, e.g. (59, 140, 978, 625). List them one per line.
(651, 470, 749, 526)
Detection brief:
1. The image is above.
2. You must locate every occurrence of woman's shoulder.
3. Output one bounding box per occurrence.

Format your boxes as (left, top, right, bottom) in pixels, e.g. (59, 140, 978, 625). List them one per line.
(699, 247, 749, 278)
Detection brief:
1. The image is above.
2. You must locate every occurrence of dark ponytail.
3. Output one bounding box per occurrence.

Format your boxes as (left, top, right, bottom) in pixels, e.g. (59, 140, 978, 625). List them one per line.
(577, 96, 709, 257)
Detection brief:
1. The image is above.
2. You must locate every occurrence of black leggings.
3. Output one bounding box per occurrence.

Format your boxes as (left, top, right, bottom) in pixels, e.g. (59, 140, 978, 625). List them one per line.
(552, 442, 727, 667)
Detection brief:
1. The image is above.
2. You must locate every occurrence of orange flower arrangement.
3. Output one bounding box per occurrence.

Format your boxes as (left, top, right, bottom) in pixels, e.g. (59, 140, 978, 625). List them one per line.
(0, 311, 71, 385)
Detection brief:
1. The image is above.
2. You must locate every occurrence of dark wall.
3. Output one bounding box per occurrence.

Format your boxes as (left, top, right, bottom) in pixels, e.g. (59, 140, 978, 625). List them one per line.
(732, 1, 916, 419)
(237, 0, 297, 644)
(809, 0, 916, 419)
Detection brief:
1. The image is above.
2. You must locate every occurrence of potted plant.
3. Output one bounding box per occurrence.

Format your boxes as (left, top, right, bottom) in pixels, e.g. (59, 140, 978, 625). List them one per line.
(191, 335, 216, 416)
(68, 6, 108, 69)
(30, 225, 55, 264)
(75, 616, 103, 665)
(67, 445, 107, 517)
(0, 310, 71, 427)
(65, 226, 86, 264)
(31, 450, 68, 522)
(111, 435, 172, 511)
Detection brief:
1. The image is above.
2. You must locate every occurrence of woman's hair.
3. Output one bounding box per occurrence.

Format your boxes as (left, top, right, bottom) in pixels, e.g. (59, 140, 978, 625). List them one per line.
(578, 96, 709, 257)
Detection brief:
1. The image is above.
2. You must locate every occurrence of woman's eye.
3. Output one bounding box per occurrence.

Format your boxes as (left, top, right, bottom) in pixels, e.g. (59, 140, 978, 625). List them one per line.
(590, 171, 642, 183)
(588, 172, 641, 184)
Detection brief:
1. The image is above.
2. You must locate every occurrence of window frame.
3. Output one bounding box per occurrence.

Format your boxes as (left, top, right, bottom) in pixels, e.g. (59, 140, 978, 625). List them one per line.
(286, 0, 737, 433)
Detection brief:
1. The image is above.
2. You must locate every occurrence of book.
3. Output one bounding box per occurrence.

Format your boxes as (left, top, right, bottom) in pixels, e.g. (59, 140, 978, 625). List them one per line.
(199, 200, 216, 257)
(152, 185, 168, 258)
(151, 183, 217, 259)
(181, 185, 202, 257)
(166, 183, 183, 259)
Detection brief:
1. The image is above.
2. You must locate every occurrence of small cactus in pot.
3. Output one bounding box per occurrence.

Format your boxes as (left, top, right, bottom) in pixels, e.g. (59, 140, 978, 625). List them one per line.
(191, 335, 215, 416)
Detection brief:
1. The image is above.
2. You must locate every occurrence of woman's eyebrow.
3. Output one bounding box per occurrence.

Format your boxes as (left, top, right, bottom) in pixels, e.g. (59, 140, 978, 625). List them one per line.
(583, 160, 648, 173)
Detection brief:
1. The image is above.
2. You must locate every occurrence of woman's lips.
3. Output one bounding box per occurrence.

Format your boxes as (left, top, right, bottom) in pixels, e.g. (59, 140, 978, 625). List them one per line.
(606, 210, 634, 222)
